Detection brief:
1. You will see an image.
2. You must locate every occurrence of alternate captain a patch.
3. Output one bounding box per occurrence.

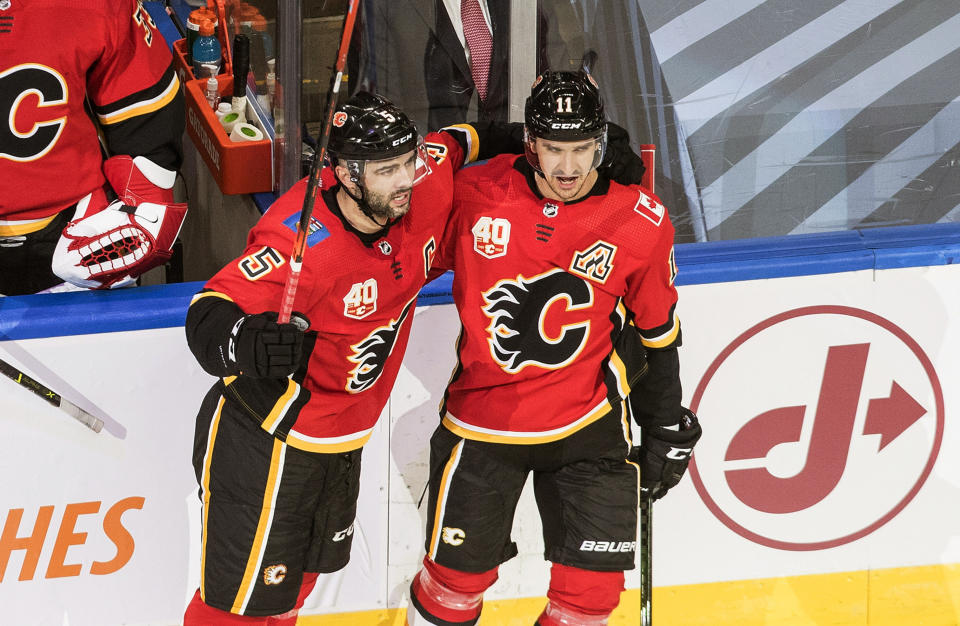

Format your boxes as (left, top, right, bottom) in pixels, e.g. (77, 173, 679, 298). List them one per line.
(569, 240, 617, 284)
(283, 212, 329, 247)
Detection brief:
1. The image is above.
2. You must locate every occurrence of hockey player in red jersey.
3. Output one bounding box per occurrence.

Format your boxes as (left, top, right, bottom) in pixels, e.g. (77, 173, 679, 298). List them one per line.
(0, 0, 186, 295)
(406, 71, 702, 626)
(180, 92, 527, 625)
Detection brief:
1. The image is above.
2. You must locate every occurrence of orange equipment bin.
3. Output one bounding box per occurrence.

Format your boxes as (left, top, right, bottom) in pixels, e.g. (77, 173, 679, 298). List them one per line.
(183, 75, 273, 195)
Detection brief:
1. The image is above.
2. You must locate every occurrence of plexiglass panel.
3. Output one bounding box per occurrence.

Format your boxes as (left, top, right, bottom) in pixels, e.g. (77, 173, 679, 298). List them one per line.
(539, 1, 960, 243)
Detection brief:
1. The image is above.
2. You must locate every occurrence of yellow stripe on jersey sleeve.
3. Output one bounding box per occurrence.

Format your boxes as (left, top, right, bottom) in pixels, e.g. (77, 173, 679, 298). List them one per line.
(639, 313, 681, 349)
(190, 290, 235, 305)
(442, 123, 480, 163)
(97, 73, 180, 125)
(0, 214, 57, 237)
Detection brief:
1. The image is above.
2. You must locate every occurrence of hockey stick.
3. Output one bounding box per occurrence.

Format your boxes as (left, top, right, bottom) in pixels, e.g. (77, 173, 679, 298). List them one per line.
(638, 143, 656, 626)
(278, 0, 360, 323)
(640, 144, 655, 192)
(639, 493, 653, 626)
(0, 357, 103, 433)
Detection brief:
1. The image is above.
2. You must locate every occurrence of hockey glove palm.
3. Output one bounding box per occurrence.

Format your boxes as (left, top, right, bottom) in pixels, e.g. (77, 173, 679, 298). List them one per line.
(230, 312, 308, 378)
(636, 408, 702, 501)
(51, 156, 186, 289)
(598, 122, 646, 186)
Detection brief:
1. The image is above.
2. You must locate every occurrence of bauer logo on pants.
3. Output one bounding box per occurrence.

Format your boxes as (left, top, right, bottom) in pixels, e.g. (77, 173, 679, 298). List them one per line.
(688, 306, 943, 550)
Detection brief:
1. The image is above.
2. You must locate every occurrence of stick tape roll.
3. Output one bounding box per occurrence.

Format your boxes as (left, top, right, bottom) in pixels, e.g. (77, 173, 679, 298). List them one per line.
(229, 122, 263, 142)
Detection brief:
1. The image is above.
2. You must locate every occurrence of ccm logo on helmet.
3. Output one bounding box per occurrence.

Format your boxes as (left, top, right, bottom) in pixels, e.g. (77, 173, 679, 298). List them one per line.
(392, 132, 413, 147)
(550, 122, 582, 130)
(580, 540, 636, 553)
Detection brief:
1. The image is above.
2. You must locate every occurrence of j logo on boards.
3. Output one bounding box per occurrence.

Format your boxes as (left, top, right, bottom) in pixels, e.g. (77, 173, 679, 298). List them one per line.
(688, 306, 943, 550)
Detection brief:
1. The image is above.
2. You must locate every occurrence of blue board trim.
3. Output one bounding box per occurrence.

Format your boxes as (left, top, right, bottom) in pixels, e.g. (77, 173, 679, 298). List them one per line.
(143, 1, 182, 53)
(3, 223, 959, 340)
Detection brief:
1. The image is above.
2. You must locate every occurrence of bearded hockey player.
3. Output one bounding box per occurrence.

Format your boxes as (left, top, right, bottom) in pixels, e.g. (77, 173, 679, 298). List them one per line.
(181, 92, 526, 625)
(406, 71, 702, 626)
(0, 0, 187, 295)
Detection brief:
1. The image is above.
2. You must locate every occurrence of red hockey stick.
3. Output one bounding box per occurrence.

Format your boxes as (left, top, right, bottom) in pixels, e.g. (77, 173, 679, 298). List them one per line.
(278, 0, 360, 323)
(640, 144, 655, 192)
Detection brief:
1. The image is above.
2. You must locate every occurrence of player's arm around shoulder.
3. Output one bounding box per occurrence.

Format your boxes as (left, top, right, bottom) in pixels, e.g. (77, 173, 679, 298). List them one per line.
(435, 120, 526, 171)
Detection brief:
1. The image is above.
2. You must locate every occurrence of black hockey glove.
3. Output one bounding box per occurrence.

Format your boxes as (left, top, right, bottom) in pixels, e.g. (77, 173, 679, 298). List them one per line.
(598, 122, 646, 186)
(229, 312, 309, 378)
(634, 408, 702, 501)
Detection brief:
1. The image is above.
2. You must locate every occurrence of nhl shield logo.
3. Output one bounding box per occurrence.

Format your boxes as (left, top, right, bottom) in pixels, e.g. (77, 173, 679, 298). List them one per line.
(377, 239, 393, 255)
(0, 1, 10, 10)
(542, 203, 559, 218)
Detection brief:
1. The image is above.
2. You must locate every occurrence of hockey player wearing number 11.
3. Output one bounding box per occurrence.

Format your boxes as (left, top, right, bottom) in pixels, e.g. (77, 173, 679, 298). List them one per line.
(406, 70, 703, 626)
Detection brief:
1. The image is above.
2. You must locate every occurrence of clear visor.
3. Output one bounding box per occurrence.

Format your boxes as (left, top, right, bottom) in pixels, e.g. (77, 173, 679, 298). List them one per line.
(523, 127, 607, 174)
(341, 137, 432, 188)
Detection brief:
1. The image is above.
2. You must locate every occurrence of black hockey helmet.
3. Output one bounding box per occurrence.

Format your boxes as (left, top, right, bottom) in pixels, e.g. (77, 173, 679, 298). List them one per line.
(329, 91, 421, 161)
(524, 70, 607, 172)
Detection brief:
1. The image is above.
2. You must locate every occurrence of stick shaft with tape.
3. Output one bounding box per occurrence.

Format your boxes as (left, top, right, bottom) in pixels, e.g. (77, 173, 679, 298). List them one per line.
(278, 0, 360, 322)
(0, 357, 103, 433)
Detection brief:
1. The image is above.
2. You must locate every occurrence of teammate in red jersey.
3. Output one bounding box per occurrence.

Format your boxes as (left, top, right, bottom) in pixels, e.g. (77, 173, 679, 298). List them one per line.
(406, 71, 702, 626)
(0, 0, 186, 295)
(180, 92, 525, 625)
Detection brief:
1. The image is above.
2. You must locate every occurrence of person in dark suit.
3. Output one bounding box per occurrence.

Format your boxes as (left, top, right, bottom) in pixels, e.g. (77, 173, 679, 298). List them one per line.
(424, 0, 510, 129)
(357, 0, 551, 131)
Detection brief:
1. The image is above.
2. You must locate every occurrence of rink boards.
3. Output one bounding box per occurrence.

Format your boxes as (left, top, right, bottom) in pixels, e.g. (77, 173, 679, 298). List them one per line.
(1, 225, 959, 625)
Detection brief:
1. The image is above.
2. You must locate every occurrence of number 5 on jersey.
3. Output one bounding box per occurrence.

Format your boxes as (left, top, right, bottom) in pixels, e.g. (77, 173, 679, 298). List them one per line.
(472, 216, 511, 259)
(344, 278, 378, 319)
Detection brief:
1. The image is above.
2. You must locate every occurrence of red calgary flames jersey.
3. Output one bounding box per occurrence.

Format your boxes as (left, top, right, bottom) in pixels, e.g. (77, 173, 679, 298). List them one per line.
(0, 0, 178, 222)
(439, 156, 680, 444)
(196, 131, 464, 453)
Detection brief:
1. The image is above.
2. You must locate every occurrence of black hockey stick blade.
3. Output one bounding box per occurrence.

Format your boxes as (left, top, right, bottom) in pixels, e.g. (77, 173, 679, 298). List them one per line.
(0, 357, 103, 433)
(639, 492, 653, 626)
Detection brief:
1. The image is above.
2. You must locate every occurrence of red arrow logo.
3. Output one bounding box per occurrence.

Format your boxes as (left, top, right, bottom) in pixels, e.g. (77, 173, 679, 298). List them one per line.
(864, 382, 926, 452)
(723, 343, 926, 515)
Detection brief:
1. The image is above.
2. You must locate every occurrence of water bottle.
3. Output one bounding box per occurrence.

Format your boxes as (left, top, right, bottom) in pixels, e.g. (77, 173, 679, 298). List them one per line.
(192, 20, 221, 78)
(185, 8, 216, 67)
